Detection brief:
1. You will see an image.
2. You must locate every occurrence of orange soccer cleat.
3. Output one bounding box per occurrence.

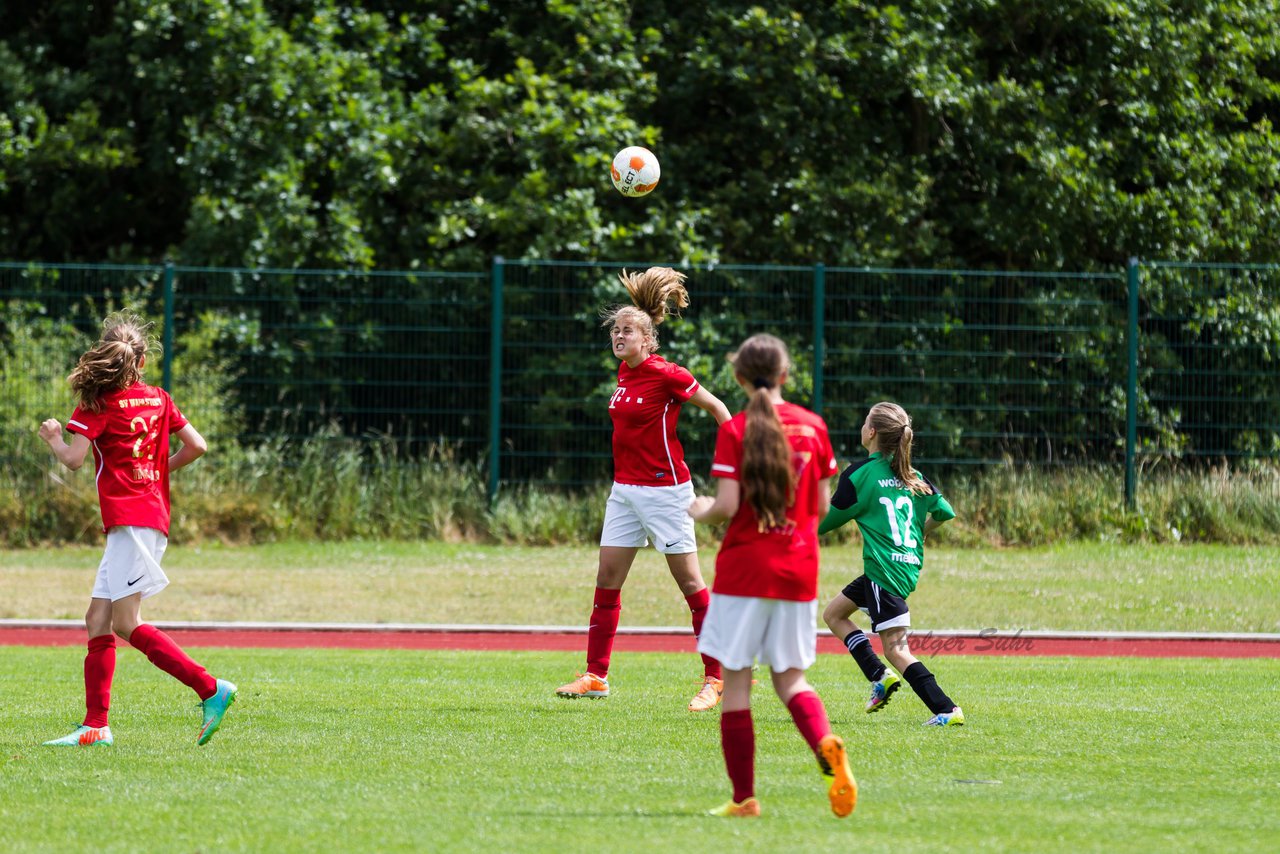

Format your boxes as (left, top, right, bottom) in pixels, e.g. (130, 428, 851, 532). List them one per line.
(688, 677, 725, 712)
(555, 672, 610, 699)
(817, 734, 858, 818)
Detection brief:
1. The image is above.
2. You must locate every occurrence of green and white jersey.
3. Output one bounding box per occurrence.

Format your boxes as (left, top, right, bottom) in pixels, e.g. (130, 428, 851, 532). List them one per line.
(818, 452, 955, 598)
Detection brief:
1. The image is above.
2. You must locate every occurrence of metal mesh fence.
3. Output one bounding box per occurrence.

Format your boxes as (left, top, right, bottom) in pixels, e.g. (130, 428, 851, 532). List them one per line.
(168, 266, 490, 452)
(1, 262, 166, 477)
(3, 258, 1277, 502)
(1, 262, 489, 473)
(821, 267, 1128, 467)
(493, 261, 819, 487)
(1137, 262, 1280, 476)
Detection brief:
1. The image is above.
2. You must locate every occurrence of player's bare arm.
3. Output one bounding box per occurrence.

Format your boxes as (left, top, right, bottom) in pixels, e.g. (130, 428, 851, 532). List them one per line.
(689, 477, 740, 524)
(815, 477, 832, 520)
(688, 386, 732, 424)
(169, 423, 209, 471)
(38, 419, 91, 470)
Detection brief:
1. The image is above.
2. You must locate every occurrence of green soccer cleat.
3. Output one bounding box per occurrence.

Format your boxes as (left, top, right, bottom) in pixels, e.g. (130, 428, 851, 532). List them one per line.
(197, 679, 237, 745)
(923, 706, 965, 727)
(43, 725, 113, 747)
(866, 669, 901, 714)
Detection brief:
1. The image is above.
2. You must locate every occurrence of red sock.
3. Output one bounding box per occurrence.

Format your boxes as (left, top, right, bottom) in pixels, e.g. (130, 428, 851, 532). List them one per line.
(129, 623, 217, 700)
(786, 690, 832, 754)
(720, 709, 755, 803)
(83, 634, 116, 728)
(685, 588, 721, 680)
(585, 587, 621, 678)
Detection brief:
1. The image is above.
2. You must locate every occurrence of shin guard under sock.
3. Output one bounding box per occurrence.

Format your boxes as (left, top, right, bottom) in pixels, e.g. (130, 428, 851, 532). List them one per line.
(585, 587, 621, 677)
(843, 629, 887, 682)
(83, 634, 116, 728)
(129, 623, 217, 700)
(903, 661, 956, 714)
(720, 708, 755, 803)
(685, 588, 721, 680)
(785, 690, 832, 754)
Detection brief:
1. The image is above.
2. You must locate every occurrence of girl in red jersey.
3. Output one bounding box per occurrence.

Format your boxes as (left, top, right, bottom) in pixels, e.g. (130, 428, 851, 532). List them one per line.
(688, 333, 856, 819)
(555, 267, 732, 711)
(37, 312, 236, 748)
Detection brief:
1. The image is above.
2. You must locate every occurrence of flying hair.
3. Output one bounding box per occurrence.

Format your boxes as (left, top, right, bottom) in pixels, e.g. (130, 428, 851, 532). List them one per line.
(68, 311, 156, 413)
(600, 267, 690, 354)
(867, 401, 928, 495)
(730, 334, 794, 529)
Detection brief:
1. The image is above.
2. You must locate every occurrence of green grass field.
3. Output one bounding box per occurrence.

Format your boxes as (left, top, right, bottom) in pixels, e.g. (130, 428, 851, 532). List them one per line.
(2, 648, 1277, 853)
(2, 540, 1278, 631)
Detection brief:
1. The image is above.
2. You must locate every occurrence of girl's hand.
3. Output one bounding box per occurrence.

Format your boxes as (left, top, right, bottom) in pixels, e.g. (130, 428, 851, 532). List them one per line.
(688, 495, 717, 520)
(38, 419, 63, 444)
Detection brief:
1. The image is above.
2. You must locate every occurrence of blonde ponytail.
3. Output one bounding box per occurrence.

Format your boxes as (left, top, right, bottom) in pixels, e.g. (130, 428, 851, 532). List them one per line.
(68, 311, 153, 412)
(868, 402, 928, 495)
(601, 267, 690, 354)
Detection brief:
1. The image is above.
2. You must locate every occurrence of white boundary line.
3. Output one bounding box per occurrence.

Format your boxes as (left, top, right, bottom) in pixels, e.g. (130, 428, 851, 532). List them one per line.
(1, 618, 1277, 642)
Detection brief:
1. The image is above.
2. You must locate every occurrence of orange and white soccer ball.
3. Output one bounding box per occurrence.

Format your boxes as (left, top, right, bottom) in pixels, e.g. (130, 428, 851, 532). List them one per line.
(610, 146, 660, 197)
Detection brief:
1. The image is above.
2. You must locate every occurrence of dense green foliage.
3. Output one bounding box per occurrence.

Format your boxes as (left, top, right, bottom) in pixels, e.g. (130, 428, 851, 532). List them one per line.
(4, 4, 1277, 543)
(4, 1, 1280, 269)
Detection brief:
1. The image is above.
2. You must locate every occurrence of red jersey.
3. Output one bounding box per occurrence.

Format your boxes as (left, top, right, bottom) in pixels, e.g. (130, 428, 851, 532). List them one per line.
(608, 354, 700, 486)
(66, 382, 189, 535)
(709, 402, 838, 601)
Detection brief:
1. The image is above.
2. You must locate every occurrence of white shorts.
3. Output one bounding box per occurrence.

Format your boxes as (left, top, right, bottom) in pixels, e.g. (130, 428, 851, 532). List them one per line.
(599, 481, 698, 554)
(92, 526, 171, 602)
(697, 594, 818, 672)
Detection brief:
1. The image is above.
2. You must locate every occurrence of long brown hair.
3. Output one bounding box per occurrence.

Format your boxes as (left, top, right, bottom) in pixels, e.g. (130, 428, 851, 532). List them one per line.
(600, 267, 689, 354)
(868, 401, 928, 495)
(68, 311, 154, 412)
(730, 334, 794, 529)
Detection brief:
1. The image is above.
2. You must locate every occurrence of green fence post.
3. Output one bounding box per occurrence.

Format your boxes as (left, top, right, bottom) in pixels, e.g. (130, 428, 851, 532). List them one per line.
(161, 261, 175, 392)
(812, 262, 825, 415)
(487, 257, 505, 505)
(1125, 257, 1139, 508)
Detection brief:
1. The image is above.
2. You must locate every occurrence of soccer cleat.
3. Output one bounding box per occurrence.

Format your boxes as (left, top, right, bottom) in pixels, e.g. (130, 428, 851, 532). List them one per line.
(708, 797, 761, 818)
(866, 669, 902, 714)
(688, 677, 724, 712)
(555, 672, 610, 699)
(923, 706, 965, 727)
(817, 734, 858, 818)
(42, 725, 113, 747)
(197, 679, 237, 745)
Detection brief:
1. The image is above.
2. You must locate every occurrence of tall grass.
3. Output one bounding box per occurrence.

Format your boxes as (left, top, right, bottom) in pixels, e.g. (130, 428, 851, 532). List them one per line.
(943, 463, 1280, 546)
(3, 436, 1278, 547)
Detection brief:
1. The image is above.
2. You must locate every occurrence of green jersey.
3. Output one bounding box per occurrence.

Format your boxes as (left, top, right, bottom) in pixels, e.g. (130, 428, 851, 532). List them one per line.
(818, 452, 955, 598)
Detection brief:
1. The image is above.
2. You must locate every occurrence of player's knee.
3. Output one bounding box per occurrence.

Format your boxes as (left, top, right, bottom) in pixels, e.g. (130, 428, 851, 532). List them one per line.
(85, 609, 109, 636)
(821, 598, 849, 627)
(596, 565, 627, 587)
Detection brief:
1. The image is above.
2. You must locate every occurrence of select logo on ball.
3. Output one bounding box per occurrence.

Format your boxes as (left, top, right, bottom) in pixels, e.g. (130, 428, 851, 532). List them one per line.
(611, 146, 660, 197)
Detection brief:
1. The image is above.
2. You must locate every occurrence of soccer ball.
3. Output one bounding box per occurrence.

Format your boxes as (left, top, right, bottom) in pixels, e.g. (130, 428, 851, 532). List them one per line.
(610, 146, 660, 197)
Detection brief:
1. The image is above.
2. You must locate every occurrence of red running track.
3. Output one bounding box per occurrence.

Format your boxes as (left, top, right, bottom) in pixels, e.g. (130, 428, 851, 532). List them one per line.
(1, 626, 1277, 658)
